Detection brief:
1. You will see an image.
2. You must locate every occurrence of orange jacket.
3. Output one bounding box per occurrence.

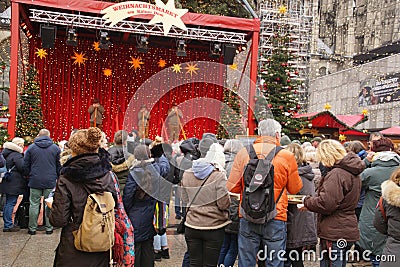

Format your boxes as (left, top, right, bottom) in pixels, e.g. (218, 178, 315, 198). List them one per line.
(227, 136, 303, 222)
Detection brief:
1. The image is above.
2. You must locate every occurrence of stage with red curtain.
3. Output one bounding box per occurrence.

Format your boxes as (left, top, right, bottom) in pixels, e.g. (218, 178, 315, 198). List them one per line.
(30, 38, 225, 141)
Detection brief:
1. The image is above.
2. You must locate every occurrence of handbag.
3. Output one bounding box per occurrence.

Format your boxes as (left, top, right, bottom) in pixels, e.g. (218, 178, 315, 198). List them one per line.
(176, 175, 210, 234)
(0, 165, 15, 183)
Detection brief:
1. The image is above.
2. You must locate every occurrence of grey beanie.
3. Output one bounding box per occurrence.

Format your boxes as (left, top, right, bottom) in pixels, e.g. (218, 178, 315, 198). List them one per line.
(280, 135, 291, 147)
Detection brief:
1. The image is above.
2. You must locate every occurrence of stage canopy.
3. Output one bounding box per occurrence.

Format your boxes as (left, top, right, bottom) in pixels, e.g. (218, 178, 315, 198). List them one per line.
(9, 0, 260, 140)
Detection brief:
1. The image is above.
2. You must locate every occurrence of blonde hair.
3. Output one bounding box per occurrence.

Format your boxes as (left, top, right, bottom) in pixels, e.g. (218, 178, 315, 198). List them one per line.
(316, 139, 347, 167)
(286, 143, 306, 165)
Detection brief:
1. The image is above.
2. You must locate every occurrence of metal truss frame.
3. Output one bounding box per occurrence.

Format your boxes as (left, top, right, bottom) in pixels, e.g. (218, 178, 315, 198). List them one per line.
(258, 0, 313, 110)
(29, 9, 248, 44)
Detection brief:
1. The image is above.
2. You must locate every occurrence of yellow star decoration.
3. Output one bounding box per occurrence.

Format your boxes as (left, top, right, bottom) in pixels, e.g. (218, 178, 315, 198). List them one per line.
(172, 64, 182, 73)
(103, 68, 112, 77)
(128, 56, 144, 70)
(35, 48, 48, 59)
(339, 134, 347, 142)
(229, 63, 238, 70)
(279, 5, 287, 14)
(362, 109, 369, 115)
(71, 51, 88, 67)
(92, 41, 101, 51)
(158, 59, 167, 68)
(185, 63, 199, 77)
(324, 103, 332, 110)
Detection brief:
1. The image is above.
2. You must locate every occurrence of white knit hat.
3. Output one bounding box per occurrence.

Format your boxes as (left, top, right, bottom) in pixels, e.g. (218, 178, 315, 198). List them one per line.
(197, 143, 225, 170)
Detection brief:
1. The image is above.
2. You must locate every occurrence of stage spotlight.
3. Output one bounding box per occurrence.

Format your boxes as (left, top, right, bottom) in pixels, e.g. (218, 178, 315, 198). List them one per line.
(210, 43, 222, 58)
(137, 35, 149, 53)
(99, 31, 111, 50)
(176, 39, 187, 57)
(223, 44, 237, 65)
(66, 27, 78, 46)
(40, 24, 57, 48)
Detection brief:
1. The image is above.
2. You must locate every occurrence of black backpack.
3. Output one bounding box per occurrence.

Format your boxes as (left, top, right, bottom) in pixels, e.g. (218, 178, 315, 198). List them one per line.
(240, 145, 284, 224)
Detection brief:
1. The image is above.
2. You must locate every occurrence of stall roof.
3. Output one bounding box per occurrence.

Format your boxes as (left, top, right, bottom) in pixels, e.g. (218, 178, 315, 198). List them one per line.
(294, 111, 368, 130)
(381, 126, 400, 136)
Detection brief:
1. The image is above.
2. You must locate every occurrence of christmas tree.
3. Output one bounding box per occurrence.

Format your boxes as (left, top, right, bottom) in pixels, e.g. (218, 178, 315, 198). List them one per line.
(16, 65, 44, 141)
(217, 84, 245, 139)
(255, 28, 305, 137)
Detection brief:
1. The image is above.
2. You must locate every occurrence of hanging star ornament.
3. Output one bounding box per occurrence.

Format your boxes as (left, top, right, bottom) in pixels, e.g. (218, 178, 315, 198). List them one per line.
(128, 56, 144, 70)
(339, 134, 347, 142)
(279, 5, 287, 14)
(35, 48, 47, 59)
(92, 41, 101, 51)
(71, 51, 88, 67)
(185, 63, 199, 77)
(324, 103, 332, 110)
(103, 68, 112, 77)
(229, 63, 238, 70)
(149, 0, 188, 35)
(158, 59, 167, 68)
(172, 64, 182, 73)
(362, 109, 369, 115)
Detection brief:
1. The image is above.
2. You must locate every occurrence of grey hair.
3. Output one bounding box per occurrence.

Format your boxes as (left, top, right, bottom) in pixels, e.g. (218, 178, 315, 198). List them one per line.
(258, 119, 281, 137)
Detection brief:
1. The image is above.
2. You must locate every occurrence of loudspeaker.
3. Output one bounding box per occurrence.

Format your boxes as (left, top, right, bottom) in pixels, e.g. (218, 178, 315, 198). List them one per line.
(223, 44, 237, 65)
(40, 25, 56, 48)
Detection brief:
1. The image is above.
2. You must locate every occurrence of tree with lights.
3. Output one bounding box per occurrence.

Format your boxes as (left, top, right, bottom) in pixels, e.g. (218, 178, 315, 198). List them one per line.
(217, 84, 245, 139)
(16, 65, 44, 141)
(255, 29, 305, 137)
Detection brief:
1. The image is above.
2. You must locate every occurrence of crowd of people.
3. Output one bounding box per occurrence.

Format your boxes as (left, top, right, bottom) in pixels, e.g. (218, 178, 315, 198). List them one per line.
(1, 118, 400, 267)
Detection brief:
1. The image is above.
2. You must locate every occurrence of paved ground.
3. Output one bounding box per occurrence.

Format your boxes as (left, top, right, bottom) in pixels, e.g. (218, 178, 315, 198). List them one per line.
(0, 204, 371, 267)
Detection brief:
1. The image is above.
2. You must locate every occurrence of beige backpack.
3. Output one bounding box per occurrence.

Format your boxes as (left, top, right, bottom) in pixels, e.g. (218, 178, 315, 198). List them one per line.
(73, 192, 115, 253)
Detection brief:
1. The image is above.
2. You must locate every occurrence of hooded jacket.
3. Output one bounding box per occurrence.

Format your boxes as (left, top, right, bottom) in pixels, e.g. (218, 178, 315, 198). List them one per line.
(24, 136, 61, 189)
(0, 142, 28, 196)
(227, 136, 303, 222)
(182, 162, 230, 230)
(358, 151, 400, 254)
(287, 164, 317, 248)
(374, 180, 400, 267)
(49, 153, 116, 267)
(304, 152, 365, 242)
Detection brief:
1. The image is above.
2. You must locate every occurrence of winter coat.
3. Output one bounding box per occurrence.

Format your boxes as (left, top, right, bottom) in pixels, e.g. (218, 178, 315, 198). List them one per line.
(24, 136, 61, 189)
(287, 164, 317, 249)
(49, 153, 117, 267)
(182, 166, 230, 230)
(0, 142, 28, 196)
(108, 145, 130, 192)
(227, 136, 303, 222)
(374, 180, 400, 267)
(358, 151, 400, 255)
(304, 152, 365, 242)
(88, 104, 104, 125)
(123, 159, 163, 243)
(308, 161, 321, 190)
(224, 151, 239, 234)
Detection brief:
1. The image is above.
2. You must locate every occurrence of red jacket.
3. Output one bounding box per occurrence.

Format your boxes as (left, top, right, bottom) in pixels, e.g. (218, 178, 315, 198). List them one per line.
(227, 136, 303, 222)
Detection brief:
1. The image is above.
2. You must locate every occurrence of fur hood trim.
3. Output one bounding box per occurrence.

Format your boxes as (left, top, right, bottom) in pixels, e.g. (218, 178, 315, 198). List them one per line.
(3, 141, 23, 153)
(382, 180, 400, 207)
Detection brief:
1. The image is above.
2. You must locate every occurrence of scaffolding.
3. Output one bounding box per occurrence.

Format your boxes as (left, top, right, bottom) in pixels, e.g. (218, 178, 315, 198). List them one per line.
(258, 0, 313, 111)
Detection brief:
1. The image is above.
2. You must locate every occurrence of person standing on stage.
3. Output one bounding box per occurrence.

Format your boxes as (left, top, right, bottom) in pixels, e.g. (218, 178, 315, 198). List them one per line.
(138, 105, 150, 139)
(88, 98, 105, 130)
(167, 103, 183, 142)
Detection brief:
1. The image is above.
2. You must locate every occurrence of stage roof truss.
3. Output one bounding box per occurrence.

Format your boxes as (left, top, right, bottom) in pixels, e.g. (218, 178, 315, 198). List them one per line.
(29, 9, 248, 44)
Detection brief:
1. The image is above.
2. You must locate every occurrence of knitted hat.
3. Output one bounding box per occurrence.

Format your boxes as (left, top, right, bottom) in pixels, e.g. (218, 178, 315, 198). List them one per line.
(371, 137, 394, 152)
(280, 135, 291, 147)
(68, 127, 102, 155)
(312, 137, 323, 143)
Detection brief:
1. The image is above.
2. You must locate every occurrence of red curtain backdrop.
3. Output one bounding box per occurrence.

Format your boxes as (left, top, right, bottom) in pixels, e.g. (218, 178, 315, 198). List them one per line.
(29, 38, 225, 141)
